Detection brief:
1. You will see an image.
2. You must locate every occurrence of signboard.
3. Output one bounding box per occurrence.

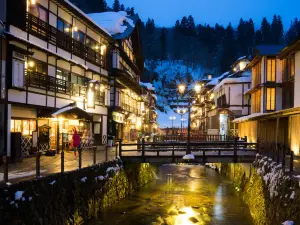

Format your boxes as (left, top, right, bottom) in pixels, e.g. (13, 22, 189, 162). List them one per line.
(207, 129, 219, 135)
(62, 133, 68, 143)
(32, 131, 38, 147)
(112, 112, 124, 123)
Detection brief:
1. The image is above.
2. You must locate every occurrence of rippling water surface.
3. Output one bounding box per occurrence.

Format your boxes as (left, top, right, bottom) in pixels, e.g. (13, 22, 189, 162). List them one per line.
(88, 164, 253, 225)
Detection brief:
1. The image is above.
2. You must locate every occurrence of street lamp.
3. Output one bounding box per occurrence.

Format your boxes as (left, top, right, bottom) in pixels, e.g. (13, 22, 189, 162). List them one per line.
(177, 108, 187, 133)
(169, 116, 176, 135)
(178, 82, 202, 154)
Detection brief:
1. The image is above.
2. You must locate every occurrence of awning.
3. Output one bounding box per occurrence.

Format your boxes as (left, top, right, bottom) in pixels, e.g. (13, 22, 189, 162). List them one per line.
(38, 104, 92, 121)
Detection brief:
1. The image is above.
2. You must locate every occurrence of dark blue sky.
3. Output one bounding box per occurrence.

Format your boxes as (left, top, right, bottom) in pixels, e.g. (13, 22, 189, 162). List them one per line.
(108, 0, 299, 29)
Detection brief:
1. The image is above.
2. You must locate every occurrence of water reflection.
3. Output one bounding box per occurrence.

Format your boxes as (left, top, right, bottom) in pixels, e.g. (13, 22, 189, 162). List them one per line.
(87, 165, 253, 225)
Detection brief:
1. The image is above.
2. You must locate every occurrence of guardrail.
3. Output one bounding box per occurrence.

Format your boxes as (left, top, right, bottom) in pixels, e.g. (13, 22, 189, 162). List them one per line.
(153, 135, 247, 142)
(118, 137, 258, 163)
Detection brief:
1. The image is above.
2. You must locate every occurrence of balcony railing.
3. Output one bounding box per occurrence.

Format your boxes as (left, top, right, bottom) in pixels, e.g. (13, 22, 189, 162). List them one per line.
(26, 13, 106, 68)
(120, 102, 138, 114)
(25, 70, 71, 94)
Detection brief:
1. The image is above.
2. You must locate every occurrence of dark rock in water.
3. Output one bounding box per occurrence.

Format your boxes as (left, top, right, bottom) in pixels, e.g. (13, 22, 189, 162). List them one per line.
(191, 205, 200, 209)
(189, 217, 199, 223)
(178, 210, 186, 214)
(168, 210, 178, 215)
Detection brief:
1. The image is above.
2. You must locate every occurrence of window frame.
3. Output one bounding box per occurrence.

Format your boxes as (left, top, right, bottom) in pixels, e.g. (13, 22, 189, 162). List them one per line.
(266, 58, 276, 82)
(57, 17, 72, 36)
(266, 87, 276, 111)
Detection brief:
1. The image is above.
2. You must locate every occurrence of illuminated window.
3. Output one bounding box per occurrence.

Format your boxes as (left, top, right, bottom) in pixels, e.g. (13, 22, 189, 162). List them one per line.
(28, 4, 48, 22)
(267, 59, 276, 82)
(252, 89, 261, 113)
(266, 88, 276, 111)
(11, 119, 36, 135)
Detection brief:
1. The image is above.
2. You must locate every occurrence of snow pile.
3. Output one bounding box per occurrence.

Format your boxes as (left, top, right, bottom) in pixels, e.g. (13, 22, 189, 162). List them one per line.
(49, 180, 56, 185)
(14, 191, 25, 201)
(206, 72, 230, 86)
(80, 177, 88, 183)
(140, 82, 155, 91)
(88, 11, 134, 35)
(282, 221, 294, 225)
(254, 156, 293, 199)
(232, 113, 266, 123)
(182, 154, 195, 160)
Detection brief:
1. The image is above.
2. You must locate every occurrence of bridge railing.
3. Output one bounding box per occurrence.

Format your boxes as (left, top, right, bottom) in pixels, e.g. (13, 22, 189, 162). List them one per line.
(118, 137, 258, 163)
(153, 135, 247, 143)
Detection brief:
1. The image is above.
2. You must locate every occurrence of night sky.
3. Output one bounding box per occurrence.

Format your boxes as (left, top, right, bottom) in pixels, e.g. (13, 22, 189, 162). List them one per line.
(107, 0, 300, 29)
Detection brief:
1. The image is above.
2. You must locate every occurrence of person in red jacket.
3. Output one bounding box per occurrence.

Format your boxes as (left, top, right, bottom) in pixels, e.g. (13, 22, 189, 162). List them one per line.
(72, 128, 81, 156)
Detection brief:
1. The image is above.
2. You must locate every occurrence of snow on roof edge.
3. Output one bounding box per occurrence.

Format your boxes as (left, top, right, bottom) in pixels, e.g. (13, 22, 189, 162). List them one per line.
(232, 113, 266, 123)
(64, 0, 111, 37)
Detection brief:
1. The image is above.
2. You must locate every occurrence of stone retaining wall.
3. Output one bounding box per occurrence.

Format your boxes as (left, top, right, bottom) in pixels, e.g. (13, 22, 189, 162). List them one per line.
(0, 159, 154, 225)
(209, 156, 300, 224)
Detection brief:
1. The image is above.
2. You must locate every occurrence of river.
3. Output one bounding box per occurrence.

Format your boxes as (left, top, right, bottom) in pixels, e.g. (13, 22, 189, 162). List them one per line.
(87, 164, 254, 225)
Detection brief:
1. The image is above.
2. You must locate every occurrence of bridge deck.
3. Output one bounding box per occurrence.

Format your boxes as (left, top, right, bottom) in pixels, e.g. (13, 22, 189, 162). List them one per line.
(118, 139, 259, 164)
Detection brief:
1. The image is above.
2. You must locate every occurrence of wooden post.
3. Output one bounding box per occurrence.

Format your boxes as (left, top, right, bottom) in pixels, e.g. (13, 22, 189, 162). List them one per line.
(234, 137, 238, 163)
(277, 144, 280, 163)
(3, 156, 9, 184)
(172, 148, 175, 163)
(257, 138, 260, 154)
(142, 138, 145, 162)
(282, 145, 286, 168)
(244, 136, 247, 149)
(61, 150, 64, 173)
(290, 150, 294, 173)
(119, 139, 122, 157)
(115, 142, 118, 158)
(79, 148, 82, 169)
(36, 152, 41, 178)
(93, 146, 96, 164)
(203, 149, 205, 163)
(105, 145, 108, 161)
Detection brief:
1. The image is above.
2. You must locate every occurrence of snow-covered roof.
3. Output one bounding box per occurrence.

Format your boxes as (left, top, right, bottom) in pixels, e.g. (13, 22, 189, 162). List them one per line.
(237, 56, 247, 61)
(232, 113, 266, 123)
(52, 106, 76, 117)
(213, 73, 251, 91)
(64, 0, 111, 36)
(205, 72, 230, 86)
(140, 82, 155, 91)
(88, 11, 135, 36)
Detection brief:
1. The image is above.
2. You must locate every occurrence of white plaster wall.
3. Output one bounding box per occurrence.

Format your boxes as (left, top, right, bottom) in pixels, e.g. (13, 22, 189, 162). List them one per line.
(86, 62, 100, 73)
(229, 84, 243, 105)
(276, 87, 283, 110)
(8, 90, 26, 103)
(57, 48, 71, 60)
(102, 115, 108, 143)
(57, 60, 70, 71)
(29, 35, 47, 49)
(27, 93, 46, 106)
(49, 1, 57, 14)
(33, 49, 47, 62)
(9, 26, 27, 40)
(276, 58, 282, 83)
(58, 8, 72, 24)
(56, 98, 73, 108)
(294, 51, 300, 107)
(47, 96, 55, 107)
(87, 28, 100, 43)
(101, 69, 108, 77)
(37, 0, 48, 8)
(72, 55, 85, 65)
(49, 13, 57, 28)
(48, 65, 56, 77)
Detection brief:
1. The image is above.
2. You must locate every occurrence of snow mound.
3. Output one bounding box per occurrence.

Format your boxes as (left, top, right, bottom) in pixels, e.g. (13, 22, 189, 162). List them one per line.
(88, 11, 134, 35)
(15, 191, 25, 201)
(282, 221, 294, 225)
(183, 154, 195, 160)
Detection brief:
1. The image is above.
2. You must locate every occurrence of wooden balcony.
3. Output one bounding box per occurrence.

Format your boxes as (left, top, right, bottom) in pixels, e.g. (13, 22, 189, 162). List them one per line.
(26, 13, 106, 68)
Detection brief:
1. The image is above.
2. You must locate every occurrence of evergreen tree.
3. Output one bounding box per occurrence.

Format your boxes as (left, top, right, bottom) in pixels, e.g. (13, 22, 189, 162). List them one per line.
(260, 17, 272, 44)
(286, 18, 300, 44)
(271, 15, 284, 44)
(187, 15, 196, 36)
(112, 0, 120, 12)
(220, 23, 237, 72)
(160, 27, 167, 60)
(180, 16, 188, 35)
(120, 4, 125, 11)
(130, 7, 135, 16)
(255, 30, 263, 45)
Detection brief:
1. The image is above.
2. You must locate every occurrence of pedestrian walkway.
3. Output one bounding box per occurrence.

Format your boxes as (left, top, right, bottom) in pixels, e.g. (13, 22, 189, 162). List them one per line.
(0, 146, 117, 185)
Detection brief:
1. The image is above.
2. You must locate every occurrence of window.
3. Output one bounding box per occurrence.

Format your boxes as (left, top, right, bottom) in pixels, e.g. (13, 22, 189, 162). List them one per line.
(11, 119, 36, 135)
(56, 69, 69, 81)
(28, 4, 48, 22)
(26, 58, 47, 74)
(12, 59, 25, 88)
(73, 30, 85, 43)
(266, 88, 276, 111)
(252, 61, 261, 87)
(57, 18, 71, 36)
(252, 89, 261, 113)
(267, 59, 276, 82)
(86, 36, 98, 50)
(282, 56, 295, 81)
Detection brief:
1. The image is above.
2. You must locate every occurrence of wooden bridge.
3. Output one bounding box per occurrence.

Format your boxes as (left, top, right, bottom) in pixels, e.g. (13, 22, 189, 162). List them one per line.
(118, 137, 259, 164)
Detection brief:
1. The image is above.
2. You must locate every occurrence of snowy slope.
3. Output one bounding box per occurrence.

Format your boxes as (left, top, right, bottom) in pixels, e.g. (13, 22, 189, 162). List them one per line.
(147, 60, 203, 128)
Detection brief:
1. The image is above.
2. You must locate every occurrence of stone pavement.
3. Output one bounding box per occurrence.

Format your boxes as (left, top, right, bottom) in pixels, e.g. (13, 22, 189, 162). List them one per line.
(0, 146, 117, 185)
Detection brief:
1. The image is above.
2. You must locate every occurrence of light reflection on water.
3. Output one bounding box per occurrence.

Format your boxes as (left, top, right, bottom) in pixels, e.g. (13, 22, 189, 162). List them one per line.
(87, 164, 253, 225)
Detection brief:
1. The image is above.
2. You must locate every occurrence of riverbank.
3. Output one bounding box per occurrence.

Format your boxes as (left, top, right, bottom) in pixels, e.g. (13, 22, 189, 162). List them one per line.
(208, 155, 300, 224)
(0, 159, 154, 225)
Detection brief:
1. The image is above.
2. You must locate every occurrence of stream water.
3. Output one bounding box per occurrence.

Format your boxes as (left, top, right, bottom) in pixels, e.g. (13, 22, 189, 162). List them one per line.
(88, 164, 254, 225)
